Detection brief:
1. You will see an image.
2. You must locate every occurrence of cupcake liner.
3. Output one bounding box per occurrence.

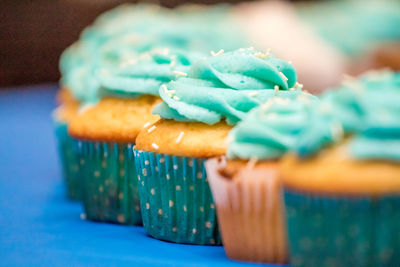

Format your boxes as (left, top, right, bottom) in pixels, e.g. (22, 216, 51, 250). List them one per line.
(284, 190, 400, 267)
(206, 158, 288, 263)
(54, 119, 82, 200)
(75, 140, 141, 225)
(134, 149, 221, 245)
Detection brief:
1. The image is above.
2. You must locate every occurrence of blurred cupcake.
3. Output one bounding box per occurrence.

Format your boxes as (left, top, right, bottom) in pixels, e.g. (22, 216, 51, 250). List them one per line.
(53, 91, 82, 200)
(134, 48, 303, 244)
(68, 47, 200, 225)
(280, 70, 400, 267)
(205, 93, 318, 263)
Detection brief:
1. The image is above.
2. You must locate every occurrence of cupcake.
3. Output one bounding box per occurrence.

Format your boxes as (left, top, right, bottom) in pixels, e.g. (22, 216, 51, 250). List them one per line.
(205, 93, 318, 263)
(280, 70, 400, 267)
(57, 3, 235, 206)
(134, 48, 303, 245)
(53, 90, 82, 200)
(67, 47, 201, 225)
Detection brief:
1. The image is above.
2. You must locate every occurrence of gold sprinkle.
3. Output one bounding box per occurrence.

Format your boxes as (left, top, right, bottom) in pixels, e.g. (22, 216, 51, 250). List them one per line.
(142, 122, 151, 128)
(172, 70, 187, 77)
(248, 91, 258, 97)
(280, 72, 288, 81)
(274, 85, 279, 95)
(152, 143, 159, 150)
(210, 49, 224, 56)
(147, 125, 156, 133)
(176, 131, 184, 144)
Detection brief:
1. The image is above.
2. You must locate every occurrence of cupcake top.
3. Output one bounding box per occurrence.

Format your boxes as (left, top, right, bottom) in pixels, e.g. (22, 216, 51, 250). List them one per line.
(153, 48, 304, 125)
(226, 94, 338, 161)
(297, 0, 400, 56)
(59, 4, 247, 104)
(97, 47, 204, 100)
(309, 70, 400, 162)
(280, 70, 400, 195)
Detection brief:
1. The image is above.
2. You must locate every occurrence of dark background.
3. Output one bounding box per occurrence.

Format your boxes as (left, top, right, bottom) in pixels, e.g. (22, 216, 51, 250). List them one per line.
(2, 0, 274, 88)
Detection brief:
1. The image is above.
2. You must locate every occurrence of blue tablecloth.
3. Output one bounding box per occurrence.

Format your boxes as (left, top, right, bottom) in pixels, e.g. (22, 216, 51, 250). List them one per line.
(0, 85, 281, 266)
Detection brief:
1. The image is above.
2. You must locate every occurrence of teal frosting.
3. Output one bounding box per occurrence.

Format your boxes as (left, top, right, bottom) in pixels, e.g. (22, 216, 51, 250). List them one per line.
(316, 70, 400, 161)
(298, 0, 400, 56)
(227, 94, 342, 160)
(59, 4, 247, 103)
(153, 48, 302, 125)
(345, 71, 400, 161)
(98, 48, 204, 98)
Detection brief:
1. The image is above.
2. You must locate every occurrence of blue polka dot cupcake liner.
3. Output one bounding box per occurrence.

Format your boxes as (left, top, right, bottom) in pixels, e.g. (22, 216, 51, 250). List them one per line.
(75, 140, 142, 225)
(54, 118, 82, 200)
(284, 190, 400, 267)
(134, 149, 221, 245)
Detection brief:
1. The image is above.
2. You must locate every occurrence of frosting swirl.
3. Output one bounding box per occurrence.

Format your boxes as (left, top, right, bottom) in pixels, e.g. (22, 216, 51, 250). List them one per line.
(154, 48, 301, 125)
(342, 71, 400, 161)
(59, 4, 247, 103)
(98, 48, 204, 98)
(227, 94, 340, 160)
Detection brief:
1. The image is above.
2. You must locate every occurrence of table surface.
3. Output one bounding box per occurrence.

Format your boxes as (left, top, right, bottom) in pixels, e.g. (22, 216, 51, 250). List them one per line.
(0, 85, 284, 267)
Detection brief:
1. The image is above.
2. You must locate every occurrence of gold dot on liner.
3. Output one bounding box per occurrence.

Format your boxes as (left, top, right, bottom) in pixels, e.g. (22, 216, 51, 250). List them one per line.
(98, 186, 104, 192)
(94, 171, 100, 177)
(188, 159, 193, 167)
(169, 200, 174, 207)
(101, 161, 106, 168)
(173, 165, 178, 170)
(146, 203, 150, 209)
(135, 205, 140, 211)
(166, 174, 170, 180)
(210, 204, 215, 209)
(141, 181, 144, 186)
(119, 154, 124, 162)
(120, 169, 125, 176)
(155, 166, 159, 172)
(160, 157, 165, 163)
(197, 172, 202, 179)
(145, 160, 149, 165)
(80, 213, 87, 220)
(158, 209, 163, 215)
(176, 185, 181, 191)
(118, 192, 124, 199)
(189, 185, 194, 191)
(210, 238, 215, 245)
(117, 214, 125, 223)
(142, 168, 147, 176)
(199, 206, 204, 212)
(205, 221, 212, 228)
(183, 205, 187, 212)
(192, 228, 197, 234)
(172, 227, 177, 232)
(150, 188, 155, 195)
(105, 178, 111, 185)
